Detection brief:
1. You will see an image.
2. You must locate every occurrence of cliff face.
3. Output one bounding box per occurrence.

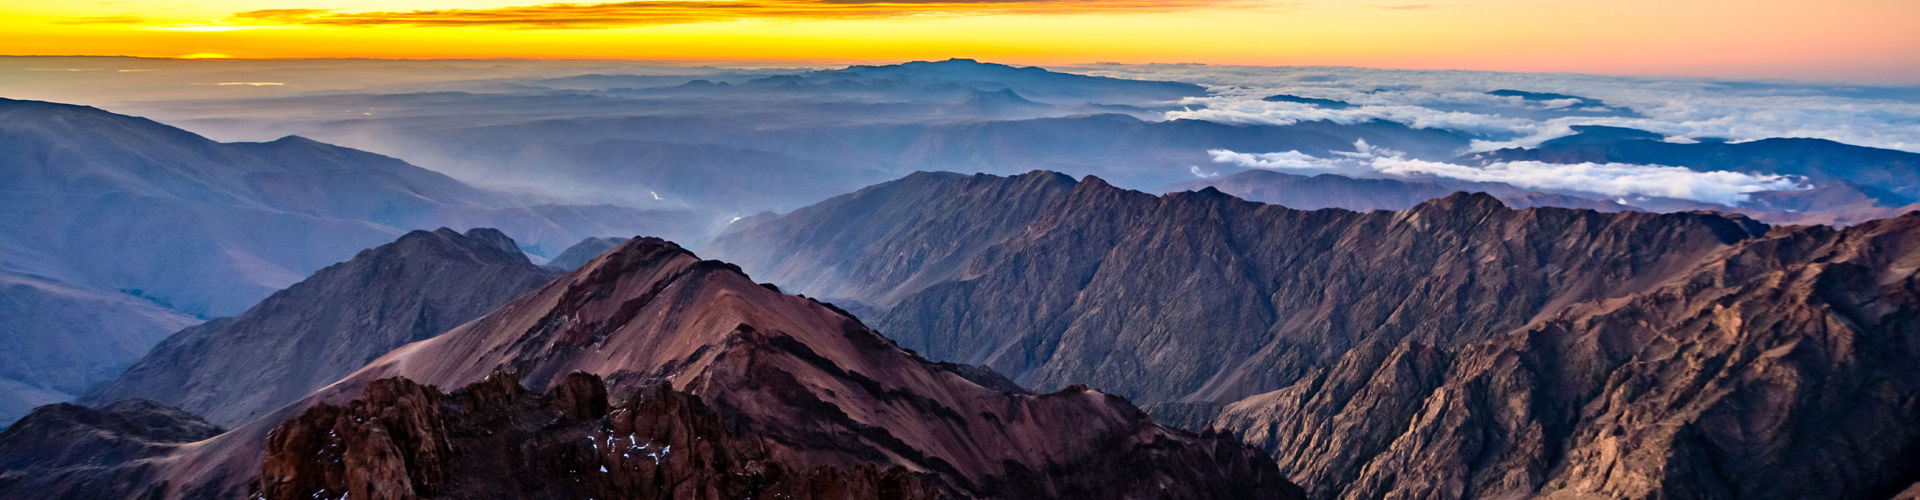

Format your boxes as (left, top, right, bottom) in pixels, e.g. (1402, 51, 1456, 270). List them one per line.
(708, 170, 1920, 499)
(85, 228, 562, 425)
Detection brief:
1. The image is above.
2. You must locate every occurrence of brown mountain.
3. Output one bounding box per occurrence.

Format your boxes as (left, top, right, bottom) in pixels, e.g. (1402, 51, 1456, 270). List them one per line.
(83, 228, 562, 426)
(1208, 212, 1920, 499)
(706, 170, 1920, 498)
(2, 236, 1297, 499)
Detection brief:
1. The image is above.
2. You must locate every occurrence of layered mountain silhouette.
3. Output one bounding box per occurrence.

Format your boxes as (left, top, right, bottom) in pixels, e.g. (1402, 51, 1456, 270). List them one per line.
(0, 236, 1297, 498)
(317, 110, 1473, 209)
(787, 58, 1205, 103)
(84, 228, 561, 426)
(0, 98, 702, 425)
(709, 170, 1920, 498)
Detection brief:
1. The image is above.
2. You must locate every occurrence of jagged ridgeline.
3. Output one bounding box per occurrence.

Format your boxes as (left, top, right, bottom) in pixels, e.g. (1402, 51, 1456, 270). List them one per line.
(2, 235, 1299, 499)
(708, 170, 1920, 499)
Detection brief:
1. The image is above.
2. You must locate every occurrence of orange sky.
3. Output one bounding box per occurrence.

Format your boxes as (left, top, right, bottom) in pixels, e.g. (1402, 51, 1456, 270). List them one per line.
(3, 0, 1917, 83)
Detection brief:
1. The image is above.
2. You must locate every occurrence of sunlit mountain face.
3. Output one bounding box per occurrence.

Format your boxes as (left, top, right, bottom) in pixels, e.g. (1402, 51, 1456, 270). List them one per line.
(2, 1, 1918, 499)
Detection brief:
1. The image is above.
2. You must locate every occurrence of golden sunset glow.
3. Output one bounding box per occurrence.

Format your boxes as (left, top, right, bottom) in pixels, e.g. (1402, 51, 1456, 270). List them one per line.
(3, 0, 1918, 82)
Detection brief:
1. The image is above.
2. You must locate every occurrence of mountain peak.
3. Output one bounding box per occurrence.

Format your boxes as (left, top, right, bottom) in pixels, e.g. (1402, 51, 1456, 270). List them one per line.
(83, 228, 562, 425)
(461, 228, 522, 256)
(1415, 191, 1509, 213)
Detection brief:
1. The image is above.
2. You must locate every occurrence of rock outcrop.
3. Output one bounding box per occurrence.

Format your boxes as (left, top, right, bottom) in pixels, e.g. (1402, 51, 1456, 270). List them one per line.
(260, 372, 952, 500)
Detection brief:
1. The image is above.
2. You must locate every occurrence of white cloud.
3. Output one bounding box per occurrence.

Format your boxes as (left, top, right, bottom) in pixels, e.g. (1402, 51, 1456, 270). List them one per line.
(1188, 165, 1221, 178)
(1209, 140, 1806, 205)
(1206, 149, 1330, 170)
(1067, 64, 1920, 154)
(1368, 158, 1804, 205)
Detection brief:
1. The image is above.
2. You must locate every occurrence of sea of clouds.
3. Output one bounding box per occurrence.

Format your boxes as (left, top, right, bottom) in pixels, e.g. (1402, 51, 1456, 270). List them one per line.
(1061, 64, 1918, 204)
(1206, 140, 1806, 205)
(1068, 63, 1920, 154)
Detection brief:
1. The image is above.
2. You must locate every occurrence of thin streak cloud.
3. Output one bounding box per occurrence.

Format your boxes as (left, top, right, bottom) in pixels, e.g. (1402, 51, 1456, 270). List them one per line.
(229, 0, 1234, 29)
(53, 15, 147, 25)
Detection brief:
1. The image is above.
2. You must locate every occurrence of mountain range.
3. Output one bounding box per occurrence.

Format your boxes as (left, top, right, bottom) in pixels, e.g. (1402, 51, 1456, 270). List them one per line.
(708, 170, 1920, 498)
(0, 99, 703, 425)
(0, 233, 1297, 499)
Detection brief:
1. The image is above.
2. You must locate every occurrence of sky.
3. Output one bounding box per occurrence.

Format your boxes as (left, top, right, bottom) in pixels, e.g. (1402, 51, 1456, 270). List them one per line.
(2, 0, 1917, 83)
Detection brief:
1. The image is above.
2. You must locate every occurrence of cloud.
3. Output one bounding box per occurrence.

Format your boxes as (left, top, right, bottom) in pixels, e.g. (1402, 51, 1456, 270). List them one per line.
(53, 15, 146, 25)
(1064, 64, 1920, 154)
(1209, 140, 1807, 205)
(229, 0, 1233, 29)
(1207, 149, 1332, 170)
(1188, 165, 1221, 178)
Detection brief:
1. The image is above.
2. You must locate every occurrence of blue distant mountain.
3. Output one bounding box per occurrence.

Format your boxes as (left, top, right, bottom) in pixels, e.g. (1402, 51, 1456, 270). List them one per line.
(0, 98, 703, 424)
(1262, 94, 1355, 109)
(754, 58, 1208, 102)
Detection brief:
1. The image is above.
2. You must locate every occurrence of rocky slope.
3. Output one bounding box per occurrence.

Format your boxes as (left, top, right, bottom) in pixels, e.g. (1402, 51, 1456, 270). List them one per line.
(1214, 210, 1920, 499)
(709, 170, 1920, 498)
(3, 236, 1299, 499)
(84, 228, 562, 426)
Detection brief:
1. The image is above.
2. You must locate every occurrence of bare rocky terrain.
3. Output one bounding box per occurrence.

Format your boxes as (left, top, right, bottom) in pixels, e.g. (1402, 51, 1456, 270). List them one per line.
(710, 170, 1920, 499)
(0, 236, 1299, 499)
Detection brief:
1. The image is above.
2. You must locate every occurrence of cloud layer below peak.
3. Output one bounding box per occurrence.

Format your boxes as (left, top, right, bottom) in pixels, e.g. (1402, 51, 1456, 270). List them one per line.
(1060, 65, 1920, 155)
(1208, 142, 1807, 206)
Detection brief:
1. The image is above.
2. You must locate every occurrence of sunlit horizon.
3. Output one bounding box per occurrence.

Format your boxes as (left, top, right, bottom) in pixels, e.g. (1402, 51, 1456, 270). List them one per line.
(3, 0, 1918, 84)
